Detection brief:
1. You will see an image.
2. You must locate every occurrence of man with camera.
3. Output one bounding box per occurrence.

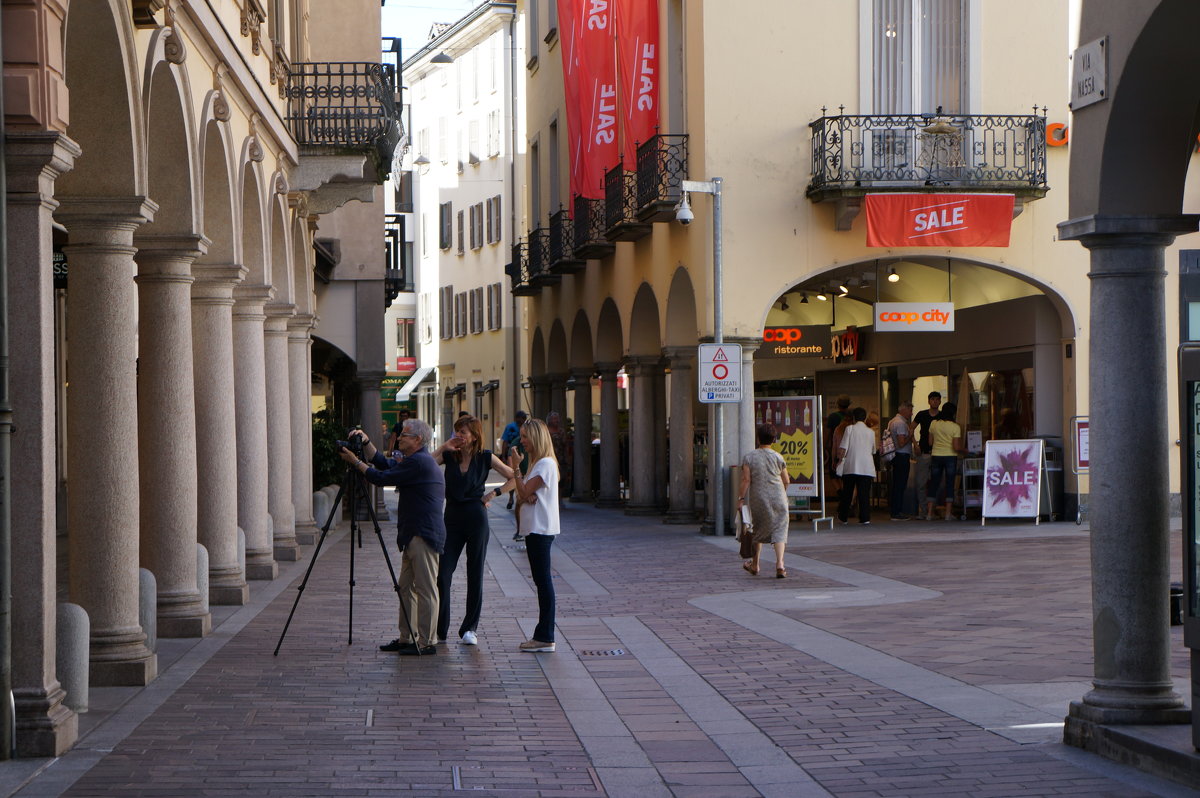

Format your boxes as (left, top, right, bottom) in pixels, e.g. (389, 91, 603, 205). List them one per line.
(340, 419, 445, 655)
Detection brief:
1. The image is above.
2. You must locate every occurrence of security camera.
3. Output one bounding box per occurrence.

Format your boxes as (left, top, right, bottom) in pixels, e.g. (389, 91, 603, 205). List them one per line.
(675, 194, 694, 226)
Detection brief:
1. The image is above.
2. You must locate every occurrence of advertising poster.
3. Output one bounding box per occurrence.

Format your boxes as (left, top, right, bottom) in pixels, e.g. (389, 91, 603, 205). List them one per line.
(982, 439, 1044, 518)
(754, 396, 817, 497)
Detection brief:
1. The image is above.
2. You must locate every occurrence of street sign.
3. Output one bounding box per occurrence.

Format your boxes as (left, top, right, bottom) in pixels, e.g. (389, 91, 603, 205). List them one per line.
(698, 343, 741, 403)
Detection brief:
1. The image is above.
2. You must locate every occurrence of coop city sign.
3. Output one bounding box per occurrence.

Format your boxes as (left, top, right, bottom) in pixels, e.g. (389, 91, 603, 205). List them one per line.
(874, 302, 955, 332)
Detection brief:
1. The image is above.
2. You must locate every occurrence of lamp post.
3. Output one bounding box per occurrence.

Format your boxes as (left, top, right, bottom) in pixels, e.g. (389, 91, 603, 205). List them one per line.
(681, 178, 727, 536)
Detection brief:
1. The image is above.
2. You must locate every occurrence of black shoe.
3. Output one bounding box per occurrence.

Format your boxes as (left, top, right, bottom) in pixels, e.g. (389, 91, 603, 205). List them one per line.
(506, 498, 514, 509)
(397, 644, 437, 656)
(379, 639, 406, 652)
(512, 531, 524, 542)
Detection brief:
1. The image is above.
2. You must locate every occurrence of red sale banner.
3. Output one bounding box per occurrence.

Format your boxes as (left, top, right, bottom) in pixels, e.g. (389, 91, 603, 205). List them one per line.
(558, 0, 620, 199)
(615, 0, 660, 169)
(864, 193, 1015, 247)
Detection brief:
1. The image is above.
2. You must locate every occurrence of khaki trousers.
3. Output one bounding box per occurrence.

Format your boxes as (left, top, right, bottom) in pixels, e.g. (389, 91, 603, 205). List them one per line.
(398, 535, 440, 647)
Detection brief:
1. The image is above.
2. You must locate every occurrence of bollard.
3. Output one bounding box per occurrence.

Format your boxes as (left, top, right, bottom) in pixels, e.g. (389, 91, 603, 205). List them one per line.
(55, 603, 89, 713)
(139, 568, 157, 653)
(196, 544, 210, 615)
(313, 491, 329, 531)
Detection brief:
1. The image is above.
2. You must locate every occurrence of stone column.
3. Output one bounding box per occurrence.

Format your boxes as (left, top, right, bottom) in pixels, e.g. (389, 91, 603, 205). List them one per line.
(570, 368, 593, 503)
(529, 376, 550, 420)
(735, 340, 760, 454)
(625, 357, 659, 516)
(192, 263, 249, 605)
(56, 196, 158, 686)
(8, 132, 80, 754)
(264, 304, 297, 561)
(134, 235, 211, 638)
(652, 358, 669, 510)
(664, 347, 696, 524)
(358, 368, 386, 516)
(289, 315, 317, 545)
(595, 363, 623, 507)
(1059, 216, 1193, 733)
(232, 285, 277, 580)
(548, 372, 568, 420)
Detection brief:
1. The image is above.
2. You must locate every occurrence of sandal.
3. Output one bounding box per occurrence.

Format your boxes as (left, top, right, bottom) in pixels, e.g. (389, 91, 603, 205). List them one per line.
(742, 562, 758, 576)
(776, 567, 787, 579)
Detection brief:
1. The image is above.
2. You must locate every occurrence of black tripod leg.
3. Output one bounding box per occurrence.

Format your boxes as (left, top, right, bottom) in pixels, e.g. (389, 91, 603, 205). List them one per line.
(358, 477, 422, 652)
(273, 477, 350, 656)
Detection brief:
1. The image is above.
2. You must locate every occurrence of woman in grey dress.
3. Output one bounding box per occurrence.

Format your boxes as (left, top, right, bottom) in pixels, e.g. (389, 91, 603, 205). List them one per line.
(737, 423, 791, 578)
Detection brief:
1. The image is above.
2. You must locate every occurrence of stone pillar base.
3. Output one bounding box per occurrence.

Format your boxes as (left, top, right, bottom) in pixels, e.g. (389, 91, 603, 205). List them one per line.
(158, 612, 212, 639)
(663, 510, 698, 525)
(595, 497, 625, 509)
(274, 541, 300, 562)
(1066, 698, 1189, 727)
(699, 516, 718, 536)
(246, 553, 278, 580)
(294, 521, 318, 546)
(1064, 706, 1199, 788)
(624, 503, 659, 517)
(210, 582, 250, 606)
(90, 652, 157, 687)
(15, 687, 78, 757)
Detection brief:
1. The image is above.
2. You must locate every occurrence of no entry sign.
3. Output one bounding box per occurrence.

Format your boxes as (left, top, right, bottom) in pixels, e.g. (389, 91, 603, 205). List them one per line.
(698, 343, 742, 403)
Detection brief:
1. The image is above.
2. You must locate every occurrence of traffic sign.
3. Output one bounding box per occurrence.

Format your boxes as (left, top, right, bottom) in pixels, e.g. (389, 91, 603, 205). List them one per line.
(698, 343, 742, 403)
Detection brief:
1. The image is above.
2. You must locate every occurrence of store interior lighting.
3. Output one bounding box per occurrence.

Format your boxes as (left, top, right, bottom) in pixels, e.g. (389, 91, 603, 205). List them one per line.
(800, 293, 808, 304)
(888, 267, 900, 283)
(816, 290, 827, 301)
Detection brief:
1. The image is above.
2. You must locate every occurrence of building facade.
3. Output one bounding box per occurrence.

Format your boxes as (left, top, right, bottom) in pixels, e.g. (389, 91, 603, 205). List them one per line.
(3, 0, 397, 757)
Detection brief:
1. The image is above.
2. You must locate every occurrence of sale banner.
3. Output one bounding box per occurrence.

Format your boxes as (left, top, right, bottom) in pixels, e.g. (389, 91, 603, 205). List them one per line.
(755, 396, 817, 497)
(982, 439, 1044, 518)
(558, 0, 620, 199)
(864, 193, 1015, 247)
(615, 0, 660, 169)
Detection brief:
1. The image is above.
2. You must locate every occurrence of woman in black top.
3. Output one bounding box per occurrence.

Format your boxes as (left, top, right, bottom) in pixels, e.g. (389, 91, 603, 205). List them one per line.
(433, 415, 514, 645)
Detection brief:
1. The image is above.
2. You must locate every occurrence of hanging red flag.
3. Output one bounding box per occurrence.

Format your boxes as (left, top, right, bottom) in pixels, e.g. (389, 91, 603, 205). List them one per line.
(615, 0, 660, 169)
(558, 0, 620, 199)
(864, 193, 1015, 247)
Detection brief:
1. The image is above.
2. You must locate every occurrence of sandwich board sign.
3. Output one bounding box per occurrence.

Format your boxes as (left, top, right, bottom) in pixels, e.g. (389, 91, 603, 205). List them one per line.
(698, 343, 741, 403)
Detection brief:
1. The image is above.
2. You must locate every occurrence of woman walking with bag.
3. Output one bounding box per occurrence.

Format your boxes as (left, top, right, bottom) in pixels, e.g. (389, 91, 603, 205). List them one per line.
(738, 423, 791, 578)
(508, 418, 560, 653)
(433, 415, 515, 646)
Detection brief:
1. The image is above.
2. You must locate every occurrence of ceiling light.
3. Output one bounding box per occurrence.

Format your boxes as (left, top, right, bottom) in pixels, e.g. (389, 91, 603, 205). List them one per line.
(431, 51, 454, 64)
(780, 296, 790, 311)
(816, 291, 827, 301)
(888, 267, 900, 283)
(800, 293, 808, 304)
(839, 283, 849, 295)
(414, 154, 431, 165)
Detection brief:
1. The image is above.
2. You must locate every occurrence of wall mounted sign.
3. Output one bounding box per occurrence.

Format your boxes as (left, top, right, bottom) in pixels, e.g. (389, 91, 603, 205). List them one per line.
(759, 325, 829, 358)
(831, 327, 861, 362)
(864, 193, 1015, 247)
(1070, 36, 1107, 110)
(874, 302, 956, 332)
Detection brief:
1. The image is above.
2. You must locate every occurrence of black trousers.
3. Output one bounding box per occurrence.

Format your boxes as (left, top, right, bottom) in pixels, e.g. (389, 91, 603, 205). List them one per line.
(838, 474, 874, 523)
(436, 502, 489, 640)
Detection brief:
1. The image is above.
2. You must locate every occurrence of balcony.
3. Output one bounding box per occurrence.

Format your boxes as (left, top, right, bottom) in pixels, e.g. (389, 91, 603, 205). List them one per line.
(636, 134, 688, 222)
(807, 108, 1049, 229)
(506, 243, 539, 296)
(548, 209, 585, 274)
(526, 228, 561, 288)
(572, 196, 615, 260)
(384, 214, 413, 308)
(604, 164, 652, 242)
(286, 62, 405, 213)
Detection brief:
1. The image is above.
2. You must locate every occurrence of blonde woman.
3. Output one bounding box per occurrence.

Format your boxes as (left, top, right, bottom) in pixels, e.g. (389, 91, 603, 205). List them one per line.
(508, 418, 559, 653)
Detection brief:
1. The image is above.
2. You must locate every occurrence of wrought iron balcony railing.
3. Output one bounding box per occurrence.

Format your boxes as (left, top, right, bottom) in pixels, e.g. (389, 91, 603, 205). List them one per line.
(286, 62, 404, 180)
(636, 134, 688, 222)
(807, 108, 1048, 203)
(572, 196, 615, 260)
(384, 213, 413, 308)
(548, 209, 585, 274)
(526, 228, 561, 288)
(506, 243, 540, 296)
(605, 164, 652, 242)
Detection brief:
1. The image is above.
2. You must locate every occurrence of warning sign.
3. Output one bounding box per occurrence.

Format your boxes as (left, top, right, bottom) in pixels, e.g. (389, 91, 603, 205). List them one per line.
(698, 343, 742, 403)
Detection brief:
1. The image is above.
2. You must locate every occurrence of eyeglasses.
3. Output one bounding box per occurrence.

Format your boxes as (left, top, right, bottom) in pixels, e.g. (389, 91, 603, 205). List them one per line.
(398, 432, 419, 438)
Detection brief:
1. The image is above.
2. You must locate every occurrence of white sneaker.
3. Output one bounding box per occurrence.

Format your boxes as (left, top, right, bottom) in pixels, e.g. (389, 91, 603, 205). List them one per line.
(461, 630, 478, 645)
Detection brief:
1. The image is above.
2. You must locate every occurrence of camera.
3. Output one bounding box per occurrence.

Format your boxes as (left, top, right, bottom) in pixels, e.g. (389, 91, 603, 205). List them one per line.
(675, 193, 694, 226)
(336, 426, 365, 457)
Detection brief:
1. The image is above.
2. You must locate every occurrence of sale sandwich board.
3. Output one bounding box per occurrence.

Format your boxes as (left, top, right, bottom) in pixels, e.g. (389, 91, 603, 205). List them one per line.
(981, 439, 1044, 525)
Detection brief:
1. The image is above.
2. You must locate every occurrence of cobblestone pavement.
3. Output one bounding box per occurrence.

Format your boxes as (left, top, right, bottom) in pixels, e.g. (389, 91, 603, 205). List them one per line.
(4, 494, 1195, 797)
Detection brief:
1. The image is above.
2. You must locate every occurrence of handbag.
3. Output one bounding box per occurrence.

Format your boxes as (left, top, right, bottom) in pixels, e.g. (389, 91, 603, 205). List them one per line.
(737, 505, 756, 558)
(880, 429, 897, 463)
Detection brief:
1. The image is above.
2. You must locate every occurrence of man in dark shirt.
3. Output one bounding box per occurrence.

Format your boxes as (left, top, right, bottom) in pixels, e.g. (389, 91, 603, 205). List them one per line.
(911, 391, 942, 520)
(341, 419, 445, 655)
(500, 410, 528, 510)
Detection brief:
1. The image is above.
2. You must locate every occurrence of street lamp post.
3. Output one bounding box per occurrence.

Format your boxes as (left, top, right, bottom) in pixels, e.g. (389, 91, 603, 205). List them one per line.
(681, 178, 727, 536)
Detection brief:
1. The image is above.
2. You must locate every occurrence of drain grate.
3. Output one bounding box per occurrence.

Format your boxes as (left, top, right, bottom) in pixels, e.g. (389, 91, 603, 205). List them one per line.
(578, 649, 627, 657)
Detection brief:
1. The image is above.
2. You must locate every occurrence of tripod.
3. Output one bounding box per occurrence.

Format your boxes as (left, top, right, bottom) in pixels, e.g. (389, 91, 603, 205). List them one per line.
(273, 458, 418, 655)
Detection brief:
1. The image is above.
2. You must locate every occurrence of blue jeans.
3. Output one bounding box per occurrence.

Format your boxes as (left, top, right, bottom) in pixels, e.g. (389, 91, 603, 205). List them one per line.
(889, 453, 911, 516)
(928, 456, 958, 504)
(525, 533, 556, 643)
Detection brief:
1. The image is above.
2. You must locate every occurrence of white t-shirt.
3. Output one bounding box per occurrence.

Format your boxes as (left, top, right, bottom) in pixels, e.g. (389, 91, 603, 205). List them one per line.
(521, 456, 561, 536)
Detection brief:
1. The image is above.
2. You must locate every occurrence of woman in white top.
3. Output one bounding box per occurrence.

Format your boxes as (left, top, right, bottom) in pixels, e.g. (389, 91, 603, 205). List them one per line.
(835, 407, 877, 524)
(508, 418, 560, 653)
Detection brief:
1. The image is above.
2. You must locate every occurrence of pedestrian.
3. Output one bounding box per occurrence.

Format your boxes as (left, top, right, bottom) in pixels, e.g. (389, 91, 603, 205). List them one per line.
(546, 411, 572, 506)
(508, 418, 559, 653)
(824, 394, 851, 474)
(925, 402, 964, 522)
(835, 407, 876, 525)
(340, 419, 445, 655)
(500, 410, 528, 512)
(886, 402, 914, 520)
(738, 423, 791, 578)
(912, 391, 942, 519)
(432, 415, 515, 646)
